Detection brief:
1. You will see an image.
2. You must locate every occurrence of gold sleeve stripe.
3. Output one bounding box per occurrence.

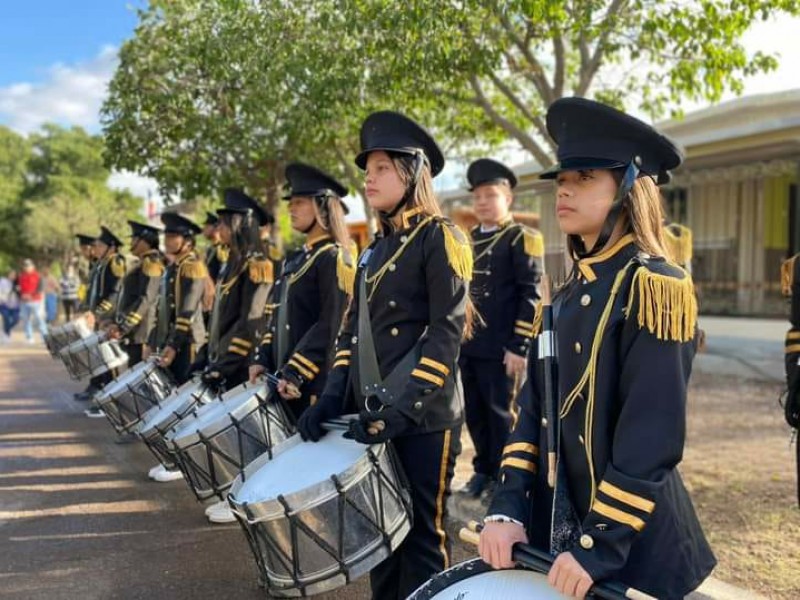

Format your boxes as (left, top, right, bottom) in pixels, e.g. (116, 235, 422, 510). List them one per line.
(231, 337, 252, 349)
(335, 349, 352, 358)
(411, 369, 445, 387)
(515, 320, 534, 330)
(293, 353, 320, 374)
(598, 481, 655, 514)
(176, 317, 192, 324)
(228, 346, 250, 357)
(176, 325, 190, 332)
(287, 359, 315, 380)
(419, 357, 450, 376)
(503, 442, 539, 457)
(592, 500, 646, 532)
(514, 327, 534, 338)
(500, 457, 536, 473)
(786, 344, 800, 354)
(332, 359, 350, 369)
(787, 331, 800, 341)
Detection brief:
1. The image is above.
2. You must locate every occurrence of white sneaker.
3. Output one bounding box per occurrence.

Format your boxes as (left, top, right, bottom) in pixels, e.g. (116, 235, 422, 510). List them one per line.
(148, 464, 165, 479)
(153, 467, 184, 482)
(208, 504, 236, 524)
(204, 500, 228, 517)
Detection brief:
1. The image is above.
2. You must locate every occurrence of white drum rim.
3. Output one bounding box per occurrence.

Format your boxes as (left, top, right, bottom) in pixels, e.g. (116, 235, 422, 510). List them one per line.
(134, 380, 211, 436)
(94, 359, 159, 404)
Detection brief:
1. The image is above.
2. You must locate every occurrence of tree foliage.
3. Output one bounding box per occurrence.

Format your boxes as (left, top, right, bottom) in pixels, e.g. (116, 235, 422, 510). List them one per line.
(102, 0, 799, 220)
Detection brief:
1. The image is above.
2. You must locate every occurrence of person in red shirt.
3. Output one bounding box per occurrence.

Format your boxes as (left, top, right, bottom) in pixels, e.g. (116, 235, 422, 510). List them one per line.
(18, 259, 47, 343)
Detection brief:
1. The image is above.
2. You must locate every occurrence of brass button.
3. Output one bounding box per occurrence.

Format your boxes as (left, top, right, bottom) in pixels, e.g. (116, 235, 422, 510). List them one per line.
(580, 294, 591, 307)
(541, 417, 548, 427)
(388, 264, 396, 272)
(388, 300, 397, 308)
(390, 327, 399, 337)
(574, 342, 582, 354)
(400, 235, 408, 243)
(351, 336, 358, 344)
(579, 534, 594, 550)
(285, 324, 290, 330)
(487, 250, 493, 256)
(578, 434, 585, 445)
(484, 292, 490, 297)
(576, 393, 585, 403)
(413, 401, 423, 410)
(486, 270, 492, 276)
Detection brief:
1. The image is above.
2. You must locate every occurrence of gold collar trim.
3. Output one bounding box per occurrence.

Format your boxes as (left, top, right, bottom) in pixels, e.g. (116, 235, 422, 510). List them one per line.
(304, 234, 332, 251)
(577, 233, 636, 283)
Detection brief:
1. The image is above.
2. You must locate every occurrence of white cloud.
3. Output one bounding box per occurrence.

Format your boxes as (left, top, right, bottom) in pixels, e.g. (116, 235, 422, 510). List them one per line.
(0, 45, 118, 134)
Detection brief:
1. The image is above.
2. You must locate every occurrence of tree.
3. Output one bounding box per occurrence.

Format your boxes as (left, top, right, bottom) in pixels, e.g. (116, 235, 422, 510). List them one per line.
(0, 127, 31, 267)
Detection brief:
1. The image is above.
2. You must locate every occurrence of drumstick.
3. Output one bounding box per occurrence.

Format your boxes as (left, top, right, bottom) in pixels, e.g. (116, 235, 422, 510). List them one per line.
(461, 521, 656, 600)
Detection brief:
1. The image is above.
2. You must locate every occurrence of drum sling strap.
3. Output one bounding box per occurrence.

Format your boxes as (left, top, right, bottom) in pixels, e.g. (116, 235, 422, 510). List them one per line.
(356, 268, 424, 407)
(273, 277, 292, 369)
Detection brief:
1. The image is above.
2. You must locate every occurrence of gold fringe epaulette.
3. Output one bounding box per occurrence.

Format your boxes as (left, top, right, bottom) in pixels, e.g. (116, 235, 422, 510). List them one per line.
(781, 255, 797, 297)
(664, 223, 693, 266)
(625, 265, 697, 343)
(142, 254, 165, 278)
(336, 243, 357, 295)
(110, 255, 127, 278)
(440, 221, 473, 282)
(180, 257, 208, 280)
(248, 256, 274, 284)
(216, 244, 230, 264)
(268, 244, 283, 262)
(521, 227, 544, 258)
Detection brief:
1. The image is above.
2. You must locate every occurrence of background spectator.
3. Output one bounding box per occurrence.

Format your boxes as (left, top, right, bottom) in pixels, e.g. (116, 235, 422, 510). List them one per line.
(42, 265, 60, 324)
(0, 269, 20, 342)
(18, 259, 47, 344)
(59, 264, 81, 322)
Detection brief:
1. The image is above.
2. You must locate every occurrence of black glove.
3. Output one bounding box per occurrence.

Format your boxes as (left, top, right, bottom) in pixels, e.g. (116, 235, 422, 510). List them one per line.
(346, 406, 413, 444)
(200, 368, 225, 393)
(297, 395, 342, 442)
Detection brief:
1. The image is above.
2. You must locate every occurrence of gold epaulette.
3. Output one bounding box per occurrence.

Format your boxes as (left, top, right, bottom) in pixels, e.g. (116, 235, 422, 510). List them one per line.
(336, 243, 357, 295)
(625, 262, 697, 343)
(530, 302, 543, 338)
(268, 244, 283, 262)
(216, 244, 230, 263)
(180, 256, 208, 280)
(248, 256, 274, 284)
(142, 254, 165, 278)
(513, 225, 544, 258)
(110, 255, 127, 278)
(664, 223, 693, 266)
(439, 220, 473, 282)
(781, 255, 798, 297)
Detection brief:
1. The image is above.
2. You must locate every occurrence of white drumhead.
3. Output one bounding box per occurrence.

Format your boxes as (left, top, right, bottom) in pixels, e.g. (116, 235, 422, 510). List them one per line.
(424, 568, 567, 599)
(170, 384, 254, 441)
(96, 359, 150, 398)
(235, 429, 365, 503)
(137, 380, 207, 433)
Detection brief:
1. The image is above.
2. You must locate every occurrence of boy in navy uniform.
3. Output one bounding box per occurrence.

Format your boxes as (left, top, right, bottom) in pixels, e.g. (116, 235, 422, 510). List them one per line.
(459, 158, 544, 499)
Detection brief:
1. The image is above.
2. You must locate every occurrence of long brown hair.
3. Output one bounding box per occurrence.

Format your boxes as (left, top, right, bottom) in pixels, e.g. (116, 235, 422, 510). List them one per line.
(623, 176, 669, 258)
(313, 196, 351, 249)
(391, 153, 476, 340)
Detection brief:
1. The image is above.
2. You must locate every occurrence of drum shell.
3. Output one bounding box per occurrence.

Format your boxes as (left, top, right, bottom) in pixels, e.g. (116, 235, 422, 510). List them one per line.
(228, 431, 412, 597)
(94, 359, 175, 433)
(134, 379, 216, 468)
(45, 317, 92, 357)
(166, 382, 294, 501)
(59, 333, 128, 380)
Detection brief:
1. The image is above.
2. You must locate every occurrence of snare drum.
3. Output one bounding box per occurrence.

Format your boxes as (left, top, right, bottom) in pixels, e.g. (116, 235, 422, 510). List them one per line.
(228, 427, 412, 597)
(408, 558, 568, 599)
(134, 378, 217, 469)
(44, 315, 92, 358)
(94, 358, 175, 433)
(59, 332, 128, 380)
(166, 381, 294, 502)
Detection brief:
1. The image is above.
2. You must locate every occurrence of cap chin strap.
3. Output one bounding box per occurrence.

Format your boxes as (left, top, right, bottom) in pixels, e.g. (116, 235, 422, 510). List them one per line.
(569, 158, 640, 260)
(379, 150, 425, 223)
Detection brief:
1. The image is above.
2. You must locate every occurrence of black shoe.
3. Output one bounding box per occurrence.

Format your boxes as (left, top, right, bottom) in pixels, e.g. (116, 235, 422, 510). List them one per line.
(458, 473, 491, 498)
(73, 386, 98, 401)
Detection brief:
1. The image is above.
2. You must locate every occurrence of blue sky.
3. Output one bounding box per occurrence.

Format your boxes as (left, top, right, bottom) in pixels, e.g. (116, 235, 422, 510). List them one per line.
(0, 2, 142, 87)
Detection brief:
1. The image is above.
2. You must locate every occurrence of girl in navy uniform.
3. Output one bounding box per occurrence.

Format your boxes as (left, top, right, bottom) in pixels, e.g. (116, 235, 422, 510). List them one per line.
(249, 162, 354, 420)
(190, 189, 273, 392)
(297, 112, 472, 599)
(479, 98, 715, 600)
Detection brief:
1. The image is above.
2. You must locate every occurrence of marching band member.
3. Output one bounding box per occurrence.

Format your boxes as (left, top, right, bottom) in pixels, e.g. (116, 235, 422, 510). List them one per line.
(108, 221, 164, 367)
(190, 189, 273, 393)
(297, 112, 472, 599)
(83, 227, 127, 418)
(458, 158, 544, 500)
(72, 233, 98, 402)
(249, 163, 354, 420)
(202, 211, 227, 284)
(478, 98, 716, 600)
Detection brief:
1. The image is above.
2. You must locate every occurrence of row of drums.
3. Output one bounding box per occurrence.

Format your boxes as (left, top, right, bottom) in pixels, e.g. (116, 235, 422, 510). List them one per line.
(44, 319, 569, 599)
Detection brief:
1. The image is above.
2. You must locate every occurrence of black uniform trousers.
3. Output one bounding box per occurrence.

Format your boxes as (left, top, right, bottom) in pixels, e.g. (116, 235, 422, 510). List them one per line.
(125, 343, 144, 368)
(168, 343, 196, 386)
(459, 356, 513, 478)
(370, 426, 461, 600)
